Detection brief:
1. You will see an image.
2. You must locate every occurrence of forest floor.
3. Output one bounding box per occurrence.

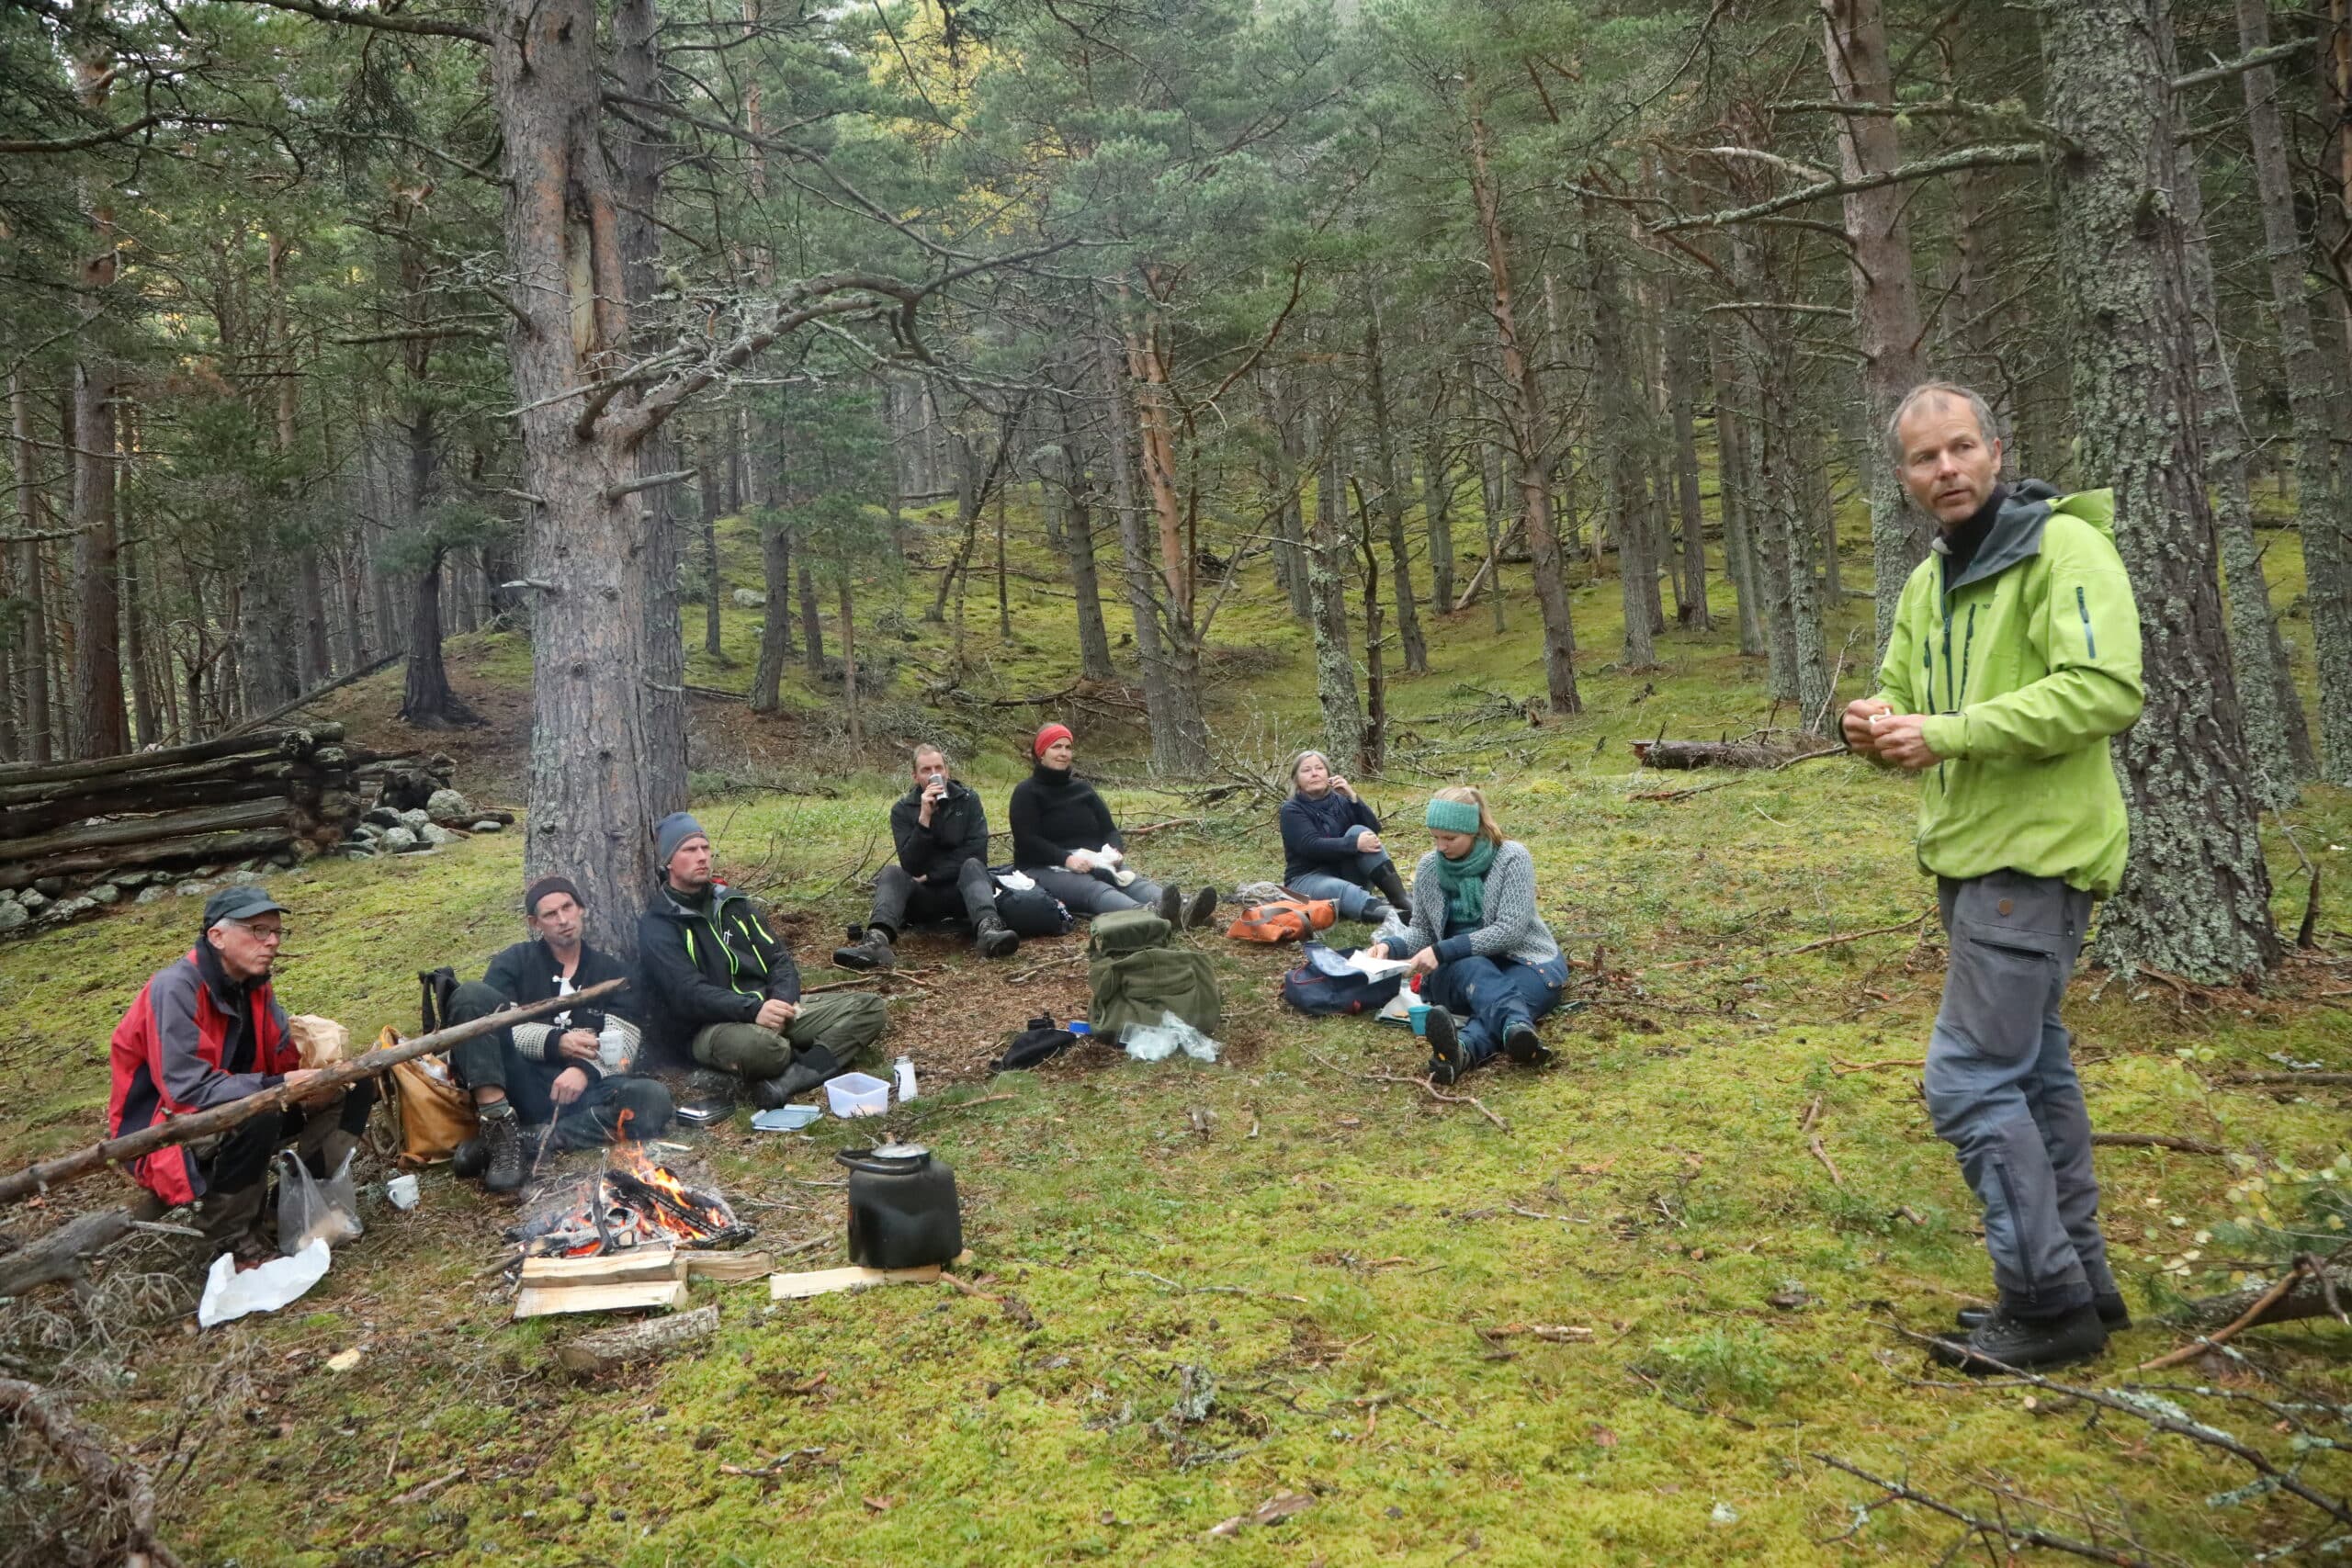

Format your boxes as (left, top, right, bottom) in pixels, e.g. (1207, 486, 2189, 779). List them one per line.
(2, 490, 2348, 1566)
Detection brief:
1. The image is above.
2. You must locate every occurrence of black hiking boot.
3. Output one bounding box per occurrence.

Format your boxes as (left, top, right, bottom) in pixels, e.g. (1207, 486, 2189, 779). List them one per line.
(833, 924, 898, 972)
(1957, 1292, 2130, 1334)
(479, 1101, 526, 1194)
(1502, 1020, 1554, 1066)
(1372, 863, 1409, 908)
(1183, 886, 1220, 930)
(1156, 886, 1184, 926)
(451, 1135, 489, 1180)
(1360, 898, 1396, 926)
(974, 913, 1020, 960)
(751, 1045, 842, 1109)
(1425, 1009, 1464, 1086)
(1928, 1303, 2108, 1375)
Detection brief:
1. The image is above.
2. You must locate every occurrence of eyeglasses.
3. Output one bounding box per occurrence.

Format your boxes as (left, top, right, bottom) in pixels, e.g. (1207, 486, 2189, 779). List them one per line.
(228, 919, 286, 943)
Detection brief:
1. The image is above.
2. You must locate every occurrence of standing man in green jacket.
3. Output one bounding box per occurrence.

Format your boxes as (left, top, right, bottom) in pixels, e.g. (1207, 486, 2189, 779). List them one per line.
(1844, 381, 2144, 1373)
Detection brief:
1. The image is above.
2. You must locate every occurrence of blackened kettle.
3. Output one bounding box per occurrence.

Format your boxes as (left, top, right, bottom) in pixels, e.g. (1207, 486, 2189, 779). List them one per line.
(836, 1143, 962, 1269)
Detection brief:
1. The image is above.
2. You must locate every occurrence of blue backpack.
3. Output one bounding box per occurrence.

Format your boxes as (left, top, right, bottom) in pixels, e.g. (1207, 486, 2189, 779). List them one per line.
(1281, 942, 1403, 1016)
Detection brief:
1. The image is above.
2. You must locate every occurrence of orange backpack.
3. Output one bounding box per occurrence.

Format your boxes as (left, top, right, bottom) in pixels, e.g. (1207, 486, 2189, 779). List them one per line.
(1225, 897, 1338, 943)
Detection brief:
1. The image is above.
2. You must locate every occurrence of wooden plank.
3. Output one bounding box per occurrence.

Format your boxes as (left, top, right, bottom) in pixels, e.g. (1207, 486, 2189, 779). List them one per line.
(683, 1250, 771, 1282)
(513, 1279, 688, 1319)
(768, 1263, 943, 1301)
(519, 1247, 684, 1287)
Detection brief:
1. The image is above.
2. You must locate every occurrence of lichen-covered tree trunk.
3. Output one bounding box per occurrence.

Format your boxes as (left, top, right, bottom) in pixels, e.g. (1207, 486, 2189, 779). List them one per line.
(1121, 317, 1213, 774)
(1093, 324, 1196, 773)
(1819, 0, 1929, 659)
(698, 460, 725, 661)
(10, 377, 54, 762)
(1662, 298, 1711, 630)
(1052, 387, 1117, 682)
(1587, 217, 1657, 668)
(2041, 0, 2278, 981)
(750, 513, 791, 714)
(2241, 0, 2352, 783)
(2179, 170, 2305, 803)
(797, 555, 824, 675)
(1308, 427, 1365, 768)
(1466, 99, 1579, 714)
(1710, 328, 1767, 658)
(1264, 371, 1313, 621)
(1423, 427, 1456, 612)
(1363, 304, 1427, 673)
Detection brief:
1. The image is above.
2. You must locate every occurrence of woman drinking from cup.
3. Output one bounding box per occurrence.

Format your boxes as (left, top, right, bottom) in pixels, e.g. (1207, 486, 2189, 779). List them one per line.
(1278, 750, 1408, 925)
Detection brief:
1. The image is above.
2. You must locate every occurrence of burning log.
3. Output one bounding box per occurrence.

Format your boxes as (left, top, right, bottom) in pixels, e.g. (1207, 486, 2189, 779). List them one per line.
(0, 979, 625, 1208)
(509, 1147, 753, 1260)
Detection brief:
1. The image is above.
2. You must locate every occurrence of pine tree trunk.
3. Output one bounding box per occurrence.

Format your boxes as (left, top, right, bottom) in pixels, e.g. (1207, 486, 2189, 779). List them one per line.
(838, 573, 861, 753)
(1363, 303, 1427, 673)
(2240, 0, 2352, 783)
(1466, 96, 1579, 714)
(797, 555, 823, 675)
(1267, 373, 1313, 620)
(1710, 330, 1766, 657)
(995, 485, 1012, 641)
(119, 530, 158, 748)
(2041, 0, 2279, 981)
(1353, 478, 1385, 773)
(1309, 426, 1364, 767)
(1424, 428, 1456, 612)
(398, 544, 470, 727)
(1664, 300, 1711, 628)
(1094, 325, 1181, 740)
(1819, 0, 1931, 659)
(1053, 389, 1116, 682)
(10, 377, 54, 762)
(1477, 437, 1509, 633)
(750, 513, 791, 714)
(1587, 216, 1657, 668)
(699, 460, 726, 661)
(2178, 165, 2305, 803)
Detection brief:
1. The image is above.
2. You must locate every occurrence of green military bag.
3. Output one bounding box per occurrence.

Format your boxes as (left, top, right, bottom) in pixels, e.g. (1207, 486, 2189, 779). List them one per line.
(1087, 910, 1220, 1040)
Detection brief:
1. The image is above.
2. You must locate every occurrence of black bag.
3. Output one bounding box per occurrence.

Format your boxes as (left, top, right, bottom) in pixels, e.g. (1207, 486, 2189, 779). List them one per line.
(993, 879, 1075, 938)
(1281, 942, 1403, 1016)
(989, 1014, 1079, 1073)
(417, 965, 461, 1033)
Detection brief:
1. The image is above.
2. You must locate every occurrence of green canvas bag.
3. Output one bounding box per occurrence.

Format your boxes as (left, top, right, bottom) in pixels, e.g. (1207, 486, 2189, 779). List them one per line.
(1087, 911, 1220, 1040)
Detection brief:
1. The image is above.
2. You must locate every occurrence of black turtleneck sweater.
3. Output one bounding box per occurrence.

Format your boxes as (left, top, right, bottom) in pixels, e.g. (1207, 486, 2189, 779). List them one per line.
(1939, 483, 2007, 584)
(1008, 762, 1123, 869)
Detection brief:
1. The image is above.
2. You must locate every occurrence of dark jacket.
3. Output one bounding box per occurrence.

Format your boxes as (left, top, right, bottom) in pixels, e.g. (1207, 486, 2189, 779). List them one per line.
(1008, 763, 1122, 869)
(481, 937, 641, 1076)
(1280, 790, 1383, 885)
(636, 881, 800, 1061)
(107, 943, 297, 1204)
(892, 779, 990, 886)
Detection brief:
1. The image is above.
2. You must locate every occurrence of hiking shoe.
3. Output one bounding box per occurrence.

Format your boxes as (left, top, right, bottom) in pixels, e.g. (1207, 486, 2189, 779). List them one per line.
(1502, 1020, 1553, 1066)
(480, 1102, 526, 1194)
(1156, 885, 1184, 925)
(1361, 899, 1396, 926)
(1183, 886, 1220, 930)
(832, 925, 897, 972)
(1425, 1008, 1464, 1086)
(751, 1045, 842, 1109)
(1957, 1292, 2130, 1334)
(1928, 1303, 2107, 1375)
(974, 913, 1021, 960)
(450, 1135, 488, 1180)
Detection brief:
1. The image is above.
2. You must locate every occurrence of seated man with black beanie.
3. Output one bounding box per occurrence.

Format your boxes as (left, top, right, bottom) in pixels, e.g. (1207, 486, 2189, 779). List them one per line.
(447, 875, 674, 1193)
(834, 744, 1020, 972)
(639, 812, 888, 1108)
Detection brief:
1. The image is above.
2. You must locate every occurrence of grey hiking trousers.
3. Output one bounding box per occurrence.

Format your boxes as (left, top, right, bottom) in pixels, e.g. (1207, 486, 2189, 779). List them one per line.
(1927, 870, 2115, 1318)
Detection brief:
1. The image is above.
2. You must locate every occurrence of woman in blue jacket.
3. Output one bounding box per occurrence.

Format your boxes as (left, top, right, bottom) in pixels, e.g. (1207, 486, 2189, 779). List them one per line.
(1278, 750, 1409, 924)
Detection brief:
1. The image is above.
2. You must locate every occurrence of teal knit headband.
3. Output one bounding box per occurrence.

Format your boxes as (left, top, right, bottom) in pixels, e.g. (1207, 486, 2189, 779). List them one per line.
(1425, 796, 1483, 834)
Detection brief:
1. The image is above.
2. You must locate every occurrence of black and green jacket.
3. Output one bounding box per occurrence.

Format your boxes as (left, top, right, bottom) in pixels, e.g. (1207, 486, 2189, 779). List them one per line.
(636, 880, 800, 1062)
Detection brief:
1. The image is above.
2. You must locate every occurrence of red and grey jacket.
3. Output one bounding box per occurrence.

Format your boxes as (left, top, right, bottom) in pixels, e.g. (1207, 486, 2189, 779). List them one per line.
(107, 947, 296, 1204)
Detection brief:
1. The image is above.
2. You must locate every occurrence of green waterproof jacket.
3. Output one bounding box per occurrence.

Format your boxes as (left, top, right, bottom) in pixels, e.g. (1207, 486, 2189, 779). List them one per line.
(1870, 481, 2144, 897)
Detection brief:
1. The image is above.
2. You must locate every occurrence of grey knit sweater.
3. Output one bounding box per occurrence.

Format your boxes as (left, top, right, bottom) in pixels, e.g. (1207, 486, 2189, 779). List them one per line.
(1391, 840, 1561, 968)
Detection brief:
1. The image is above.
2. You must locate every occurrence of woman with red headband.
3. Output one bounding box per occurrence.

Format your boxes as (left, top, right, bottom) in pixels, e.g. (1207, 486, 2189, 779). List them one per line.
(1009, 723, 1219, 925)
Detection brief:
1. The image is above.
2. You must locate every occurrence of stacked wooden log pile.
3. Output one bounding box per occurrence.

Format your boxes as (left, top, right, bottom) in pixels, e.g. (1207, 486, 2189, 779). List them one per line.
(0, 726, 365, 934)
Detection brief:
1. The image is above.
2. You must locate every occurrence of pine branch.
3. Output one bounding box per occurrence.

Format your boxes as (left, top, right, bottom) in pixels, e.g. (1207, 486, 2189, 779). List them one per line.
(1653, 143, 2046, 233)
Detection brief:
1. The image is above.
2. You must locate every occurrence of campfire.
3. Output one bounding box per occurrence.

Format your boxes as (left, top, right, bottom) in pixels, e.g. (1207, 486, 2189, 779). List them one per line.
(509, 1143, 753, 1258)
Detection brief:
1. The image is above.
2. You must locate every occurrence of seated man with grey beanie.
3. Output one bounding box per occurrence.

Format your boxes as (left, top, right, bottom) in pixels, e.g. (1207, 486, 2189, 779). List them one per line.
(637, 812, 888, 1108)
(445, 874, 674, 1194)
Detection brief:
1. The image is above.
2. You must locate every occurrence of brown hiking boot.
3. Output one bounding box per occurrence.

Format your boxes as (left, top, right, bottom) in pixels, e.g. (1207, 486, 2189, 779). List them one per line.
(832, 925, 898, 972)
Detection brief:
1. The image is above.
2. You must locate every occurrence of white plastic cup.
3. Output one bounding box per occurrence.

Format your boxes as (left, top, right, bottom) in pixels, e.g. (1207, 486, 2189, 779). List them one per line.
(385, 1174, 420, 1211)
(597, 1021, 626, 1070)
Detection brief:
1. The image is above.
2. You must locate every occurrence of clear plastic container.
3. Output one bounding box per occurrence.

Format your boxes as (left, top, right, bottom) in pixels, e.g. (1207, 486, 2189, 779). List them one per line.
(893, 1055, 918, 1101)
(825, 1072, 891, 1118)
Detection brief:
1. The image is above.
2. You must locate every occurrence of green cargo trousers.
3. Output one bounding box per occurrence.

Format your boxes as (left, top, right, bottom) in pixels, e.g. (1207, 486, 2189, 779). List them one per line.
(690, 992, 888, 1079)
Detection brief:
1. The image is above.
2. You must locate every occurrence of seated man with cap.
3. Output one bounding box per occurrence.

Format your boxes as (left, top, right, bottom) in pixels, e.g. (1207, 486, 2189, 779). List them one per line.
(446, 874, 675, 1193)
(107, 886, 377, 1262)
(638, 812, 889, 1107)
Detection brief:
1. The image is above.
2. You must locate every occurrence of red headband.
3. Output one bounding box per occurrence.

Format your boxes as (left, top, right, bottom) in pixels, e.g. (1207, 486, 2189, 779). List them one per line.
(1034, 722, 1073, 760)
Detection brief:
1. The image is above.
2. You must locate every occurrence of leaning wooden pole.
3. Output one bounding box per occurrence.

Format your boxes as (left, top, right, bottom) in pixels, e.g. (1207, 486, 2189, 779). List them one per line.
(0, 979, 626, 1208)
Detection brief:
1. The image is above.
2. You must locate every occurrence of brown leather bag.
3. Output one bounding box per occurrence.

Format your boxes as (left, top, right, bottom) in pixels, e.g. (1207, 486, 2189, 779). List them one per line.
(1224, 897, 1338, 944)
(379, 1025, 476, 1167)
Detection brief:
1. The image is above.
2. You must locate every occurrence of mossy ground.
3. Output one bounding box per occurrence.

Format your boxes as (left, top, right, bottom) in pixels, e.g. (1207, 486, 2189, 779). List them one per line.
(2, 480, 2346, 1565)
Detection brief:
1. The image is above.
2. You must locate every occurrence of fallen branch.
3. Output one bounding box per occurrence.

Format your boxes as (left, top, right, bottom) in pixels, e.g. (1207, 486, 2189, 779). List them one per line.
(0, 1202, 154, 1297)
(899, 1092, 1017, 1122)
(1813, 1452, 2151, 1566)
(2224, 1071, 2352, 1088)
(0, 1378, 184, 1568)
(555, 1303, 718, 1376)
(1808, 1135, 1845, 1187)
(1306, 1050, 1510, 1132)
(2089, 1132, 2226, 1156)
(1833, 1056, 1926, 1075)
(0, 980, 624, 1207)
(1629, 739, 1839, 771)
(2170, 1259, 2352, 1332)
(225, 656, 400, 736)
(2135, 1263, 2307, 1371)
(1655, 910, 1930, 971)
(1006, 951, 1085, 984)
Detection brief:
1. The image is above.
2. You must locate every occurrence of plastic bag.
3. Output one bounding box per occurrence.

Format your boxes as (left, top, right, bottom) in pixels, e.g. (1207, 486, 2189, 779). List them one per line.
(1118, 1010, 1222, 1064)
(198, 1238, 332, 1327)
(278, 1148, 363, 1255)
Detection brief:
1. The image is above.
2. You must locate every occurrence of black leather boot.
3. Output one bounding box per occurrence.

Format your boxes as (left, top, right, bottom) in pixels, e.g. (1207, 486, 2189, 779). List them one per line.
(1928, 1303, 2108, 1374)
(1957, 1292, 2129, 1333)
(832, 925, 898, 972)
(1425, 1009, 1464, 1086)
(479, 1101, 526, 1194)
(973, 913, 1020, 959)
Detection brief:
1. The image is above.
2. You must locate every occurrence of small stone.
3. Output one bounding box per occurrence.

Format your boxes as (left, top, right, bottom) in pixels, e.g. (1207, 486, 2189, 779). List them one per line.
(113, 870, 153, 889)
(17, 888, 49, 913)
(419, 824, 461, 848)
(135, 886, 171, 906)
(379, 827, 418, 853)
(32, 877, 64, 897)
(84, 884, 119, 906)
(363, 806, 404, 829)
(271, 850, 299, 868)
(470, 819, 503, 833)
(236, 859, 261, 874)
(46, 897, 95, 922)
(224, 869, 266, 887)
(398, 809, 429, 834)
(0, 901, 28, 932)
(175, 882, 214, 898)
(425, 787, 472, 822)
(731, 588, 766, 607)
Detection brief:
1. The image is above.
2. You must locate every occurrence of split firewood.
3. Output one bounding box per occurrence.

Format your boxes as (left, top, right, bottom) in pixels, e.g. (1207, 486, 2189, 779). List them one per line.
(519, 1248, 686, 1288)
(768, 1262, 947, 1300)
(554, 1303, 718, 1375)
(514, 1278, 688, 1319)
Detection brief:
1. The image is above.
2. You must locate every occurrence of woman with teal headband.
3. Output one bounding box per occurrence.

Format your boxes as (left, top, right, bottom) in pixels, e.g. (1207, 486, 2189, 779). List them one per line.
(1367, 785, 1568, 1083)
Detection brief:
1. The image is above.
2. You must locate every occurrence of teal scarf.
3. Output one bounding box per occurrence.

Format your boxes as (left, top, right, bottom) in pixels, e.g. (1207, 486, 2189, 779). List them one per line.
(1435, 838, 1498, 934)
